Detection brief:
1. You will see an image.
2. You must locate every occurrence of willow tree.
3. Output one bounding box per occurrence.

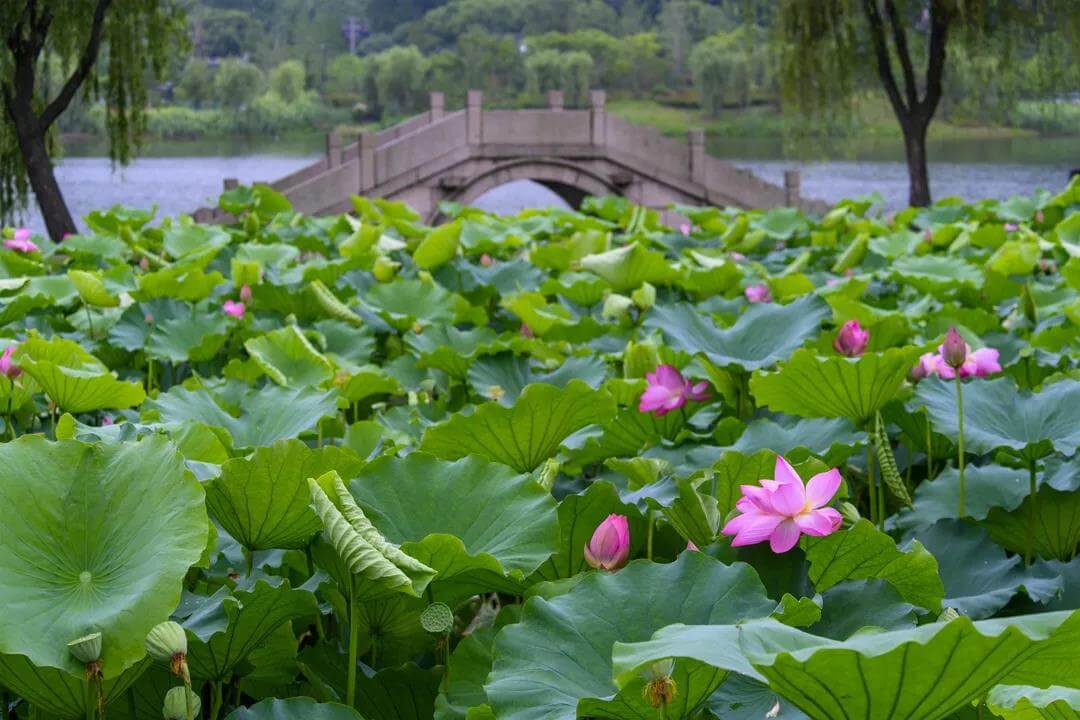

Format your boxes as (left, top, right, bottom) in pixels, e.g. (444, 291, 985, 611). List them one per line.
(777, 1, 1080, 207)
(1, 1, 185, 240)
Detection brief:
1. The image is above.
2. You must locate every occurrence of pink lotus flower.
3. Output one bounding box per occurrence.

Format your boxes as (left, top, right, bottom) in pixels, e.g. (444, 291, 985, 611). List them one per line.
(721, 456, 843, 553)
(923, 228, 933, 242)
(833, 320, 869, 357)
(519, 323, 534, 338)
(1004, 223, 1018, 232)
(584, 514, 630, 571)
(745, 284, 771, 303)
(729, 252, 746, 263)
(480, 254, 493, 267)
(239, 284, 253, 302)
(4, 228, 38, 253)
(0, 346, 21, 379)
(638, 364, 710, 416)
(679, 223, 691, 236)
(102, 415, 113, 426)
(911, 344, 1001, 381)
(1035, 210, 1045, 224)
(223, 300, 245, 319)
(940, 326, 967, 369)
(685, 540, 699, 552)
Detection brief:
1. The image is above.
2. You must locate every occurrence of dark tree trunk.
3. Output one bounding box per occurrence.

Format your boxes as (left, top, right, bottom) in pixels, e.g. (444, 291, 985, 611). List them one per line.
(6, 96, 77, 240)
(862, 0, 951, 208)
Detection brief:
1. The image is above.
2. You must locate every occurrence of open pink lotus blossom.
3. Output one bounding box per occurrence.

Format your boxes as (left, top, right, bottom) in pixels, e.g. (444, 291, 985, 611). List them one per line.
(833, 320, 869, 357)
(4, 228, 37, 253)
(638, 364, 710, 416)
(223, 300, 245, 319)
(584, 514, 630, 570)
(0, 346, 21, 379)
(912, 329, 1001, 380)
(722, 456, 843, 553)
(745, 284, 771, 303)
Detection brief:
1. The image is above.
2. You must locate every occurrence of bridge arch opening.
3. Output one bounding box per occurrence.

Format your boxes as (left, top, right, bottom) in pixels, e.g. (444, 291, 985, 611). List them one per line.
(469, 179, 573, 216)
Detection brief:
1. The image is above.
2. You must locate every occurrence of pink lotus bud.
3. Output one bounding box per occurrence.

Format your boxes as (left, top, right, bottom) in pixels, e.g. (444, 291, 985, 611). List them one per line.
(744, 284, 771, 304)
(519, 324, 534, 338)
(730, 252, 746, 263)
(1035, 210, 1044, 223)
(941, 327, 967, 369)
(1004, 223, 1018, 232)
(63, 232, 72, 239)
(13, 228, 30, 242)
(102, 415, 113, 426)
(833, 320, 869, 357)
(923, 228, 933, 242)
(480, 254, 493, 267)
(584, 514, 630, 571)
(679, 223, 691, 236)
(0, 346, 21, 379)
(145, 312, 154, 325)
(685, 540, 699, 552)
(223, 300, 245, 319)
(139, 257, 150, 271)
(239, 284, 253, 302)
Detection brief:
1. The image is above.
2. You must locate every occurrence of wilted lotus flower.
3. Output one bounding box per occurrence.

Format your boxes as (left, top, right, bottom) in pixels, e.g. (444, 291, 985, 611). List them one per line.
(0, 346, 21, 379)
(223, 300, 245, 319)
(941, 327, 968, 369)
(4, 228, 38, 253)
(744, 283, 771, 303)
(239, 284, 253, 302)
(721, 456, 842, 553)
(584, 514, 630, 571)
(833, 320, 869, 357)
(638, 364, 709, 416)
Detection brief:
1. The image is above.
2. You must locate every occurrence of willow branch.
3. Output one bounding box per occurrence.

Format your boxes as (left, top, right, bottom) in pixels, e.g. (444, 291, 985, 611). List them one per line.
(861, 0, 909, 118)
(883, 0, 919, 108)
(39, 0, 111, 130)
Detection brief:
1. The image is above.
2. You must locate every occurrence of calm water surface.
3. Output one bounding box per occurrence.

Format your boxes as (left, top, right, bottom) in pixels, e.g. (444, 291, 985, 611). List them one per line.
(11, 133, 1079, 233)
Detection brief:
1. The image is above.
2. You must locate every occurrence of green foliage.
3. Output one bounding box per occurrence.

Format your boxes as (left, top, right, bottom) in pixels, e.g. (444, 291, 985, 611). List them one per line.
(269, 59, 307, 104)
(213, 58, 265, 112)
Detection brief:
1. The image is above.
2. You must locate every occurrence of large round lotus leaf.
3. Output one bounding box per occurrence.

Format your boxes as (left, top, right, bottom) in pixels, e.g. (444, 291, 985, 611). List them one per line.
(0, 435, 208, 678)
(644, 294, 829, 371)
(750, 346, 923, 424)
(347, 453, 559, 605)
(917, 377, 1080, 459)
(485, 553, 776, 720)
(890, 464, 1030, 532)
(14, 333, 145, 413)
(226, 697, 364, 720)
(612, 609, 1080, 720)
(206, 440, 364, 551)
(419, 381, 615, 473)
(244, 325, 335, 388)
(362, 278, 457, 330)
(578, 242, 676, 292)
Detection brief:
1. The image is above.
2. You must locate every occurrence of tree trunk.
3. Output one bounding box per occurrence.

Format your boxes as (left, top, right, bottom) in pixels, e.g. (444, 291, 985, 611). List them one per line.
(5, 92, 77, 241)
(902, 117, 931, 207)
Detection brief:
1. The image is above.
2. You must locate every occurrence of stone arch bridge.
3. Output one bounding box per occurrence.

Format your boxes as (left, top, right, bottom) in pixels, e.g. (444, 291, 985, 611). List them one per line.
(195, 90, 824, 224)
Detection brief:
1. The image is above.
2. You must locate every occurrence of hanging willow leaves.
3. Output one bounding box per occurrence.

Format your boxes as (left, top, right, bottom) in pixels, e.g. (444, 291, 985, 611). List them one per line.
(874, 411, 911, 506)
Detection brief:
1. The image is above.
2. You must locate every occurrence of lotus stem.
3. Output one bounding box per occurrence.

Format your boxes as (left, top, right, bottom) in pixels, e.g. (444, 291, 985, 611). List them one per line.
(955, 375, 965, 518)
(242, 547, 254, 577)
(925, 408, 933, 480)
(85, 679, 95, 720)
(347, 585, 360, 707)
(646, 509, 655, 561)
(183, 675, 194, 720)
(1026, 462, 1037, 566)
(209, 681, 222, 720)
(866, 443, 878, 527)
(85, 305, 94, 340)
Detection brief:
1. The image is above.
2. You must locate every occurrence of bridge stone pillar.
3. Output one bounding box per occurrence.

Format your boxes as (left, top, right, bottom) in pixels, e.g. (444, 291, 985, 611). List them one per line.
(548, 90, 564, 111)
(429, 92, 445, 123)
(223, 178, 238, 191)
(688, 129, 706, 185)
(466, 90, 483, 145)
(590, 90, 606, 146)
(325, 131, 343, 168)
(784, 169, 802, 207)
(358, 132, 376, 192)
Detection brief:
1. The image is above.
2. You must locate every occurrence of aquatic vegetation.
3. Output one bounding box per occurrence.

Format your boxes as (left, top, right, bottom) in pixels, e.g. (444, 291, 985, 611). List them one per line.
(0, 180, 1078, 719)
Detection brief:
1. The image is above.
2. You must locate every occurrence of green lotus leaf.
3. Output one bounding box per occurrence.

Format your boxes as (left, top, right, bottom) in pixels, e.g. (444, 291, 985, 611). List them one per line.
(308, 471, 437, 600)
(354, 663, 442, 720)
(804, 519, 944, 612)
(891, 464, 1028, 532)
(406, 325, 503, 379)
(612, 609, 1080, 720)
(707, 674, 809, 720)
(245, 325, 335, 388)
(989, 239, 1042, 276)
(917, 377, 1080, 459)
(363, 278, 457, 331)
(413, 220, 461, 269)
(810, 579, 917, 639)
(143, 383, 338, 448)
(314, 319, 376, 369)
(752, 207, 809, 240)
(206, 440, 365, 551)
(499, 291, 577, 336)
(578, 242, 675, 292)
(893, 254, 983, 293)
(750, 346, 923, 424)
(182, 579, 318, 681)
(982, 481, 1080, 561)
(726, 416, 866, 466)
(68, 269, 119, 307)
(14, 333, 145, 413)
(645, 294, 829, 371)
(163, 223, 230, 261)
(340, 365, 405, 403)
(529, 480, 649, 581)
(467, 353, 608, 406)
(419, 381, 615, 472)
(148, 308, 229, 363)
(0, 654, 148, 720)
(988, 685, 1080, 719)
(915, 520, 1062, 619)
(0, 435, 208, 678)
(434, 625, 499, 720)
(137, 264, 226, 301)
(706, 449, 778, 519)
(226, 698, 364, 720)
(485, 553, 777, 720)
(346, 453, 559, 606)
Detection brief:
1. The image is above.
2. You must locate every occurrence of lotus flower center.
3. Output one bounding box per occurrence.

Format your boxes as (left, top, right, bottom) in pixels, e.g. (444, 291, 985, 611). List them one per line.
(79, 571, 92, 584)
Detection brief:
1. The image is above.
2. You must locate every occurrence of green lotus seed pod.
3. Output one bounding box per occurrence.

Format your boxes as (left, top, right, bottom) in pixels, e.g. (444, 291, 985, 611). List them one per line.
(938, 607, 960, 623)
(163, 686, 200, 720)
(67, 632, 102, 664)
(145, 621, 187, 663)
(536, 458, 561, 492)
(420, 602, 454, 634)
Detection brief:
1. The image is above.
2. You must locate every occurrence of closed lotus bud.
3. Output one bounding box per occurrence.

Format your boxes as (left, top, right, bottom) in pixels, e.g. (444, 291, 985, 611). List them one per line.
(239, 284, 253, 303)
(833, 320, 870, 357)
(67, 632, 102, 665)
(624, 340, 661, 379)
(480, 253, 493, 266)
(244, 210, 261, 236)
(139, 256, 150, 272)
(839, 501, 860, 528)
(631, 282, 656, 311)
(373, 256, 400, 282)
(584, 514, 630, 571)
(146, 621, 187, 663)
(163, 687, 201, 720)
(941, 327, 968, 370)
(602, 293, 634, 321)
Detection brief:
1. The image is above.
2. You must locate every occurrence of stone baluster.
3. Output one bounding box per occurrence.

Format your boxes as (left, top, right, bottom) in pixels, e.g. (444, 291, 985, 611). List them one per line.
(466, 90, 483, 145)
(688, 129, 705, 185)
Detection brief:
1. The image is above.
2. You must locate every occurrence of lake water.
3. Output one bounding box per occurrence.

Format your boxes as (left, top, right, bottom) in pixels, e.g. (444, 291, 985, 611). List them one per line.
(9, 133, 1079, 234)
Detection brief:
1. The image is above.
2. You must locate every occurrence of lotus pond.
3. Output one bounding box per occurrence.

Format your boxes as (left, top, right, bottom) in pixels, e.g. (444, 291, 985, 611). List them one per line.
(1, 182, 1080, 720)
